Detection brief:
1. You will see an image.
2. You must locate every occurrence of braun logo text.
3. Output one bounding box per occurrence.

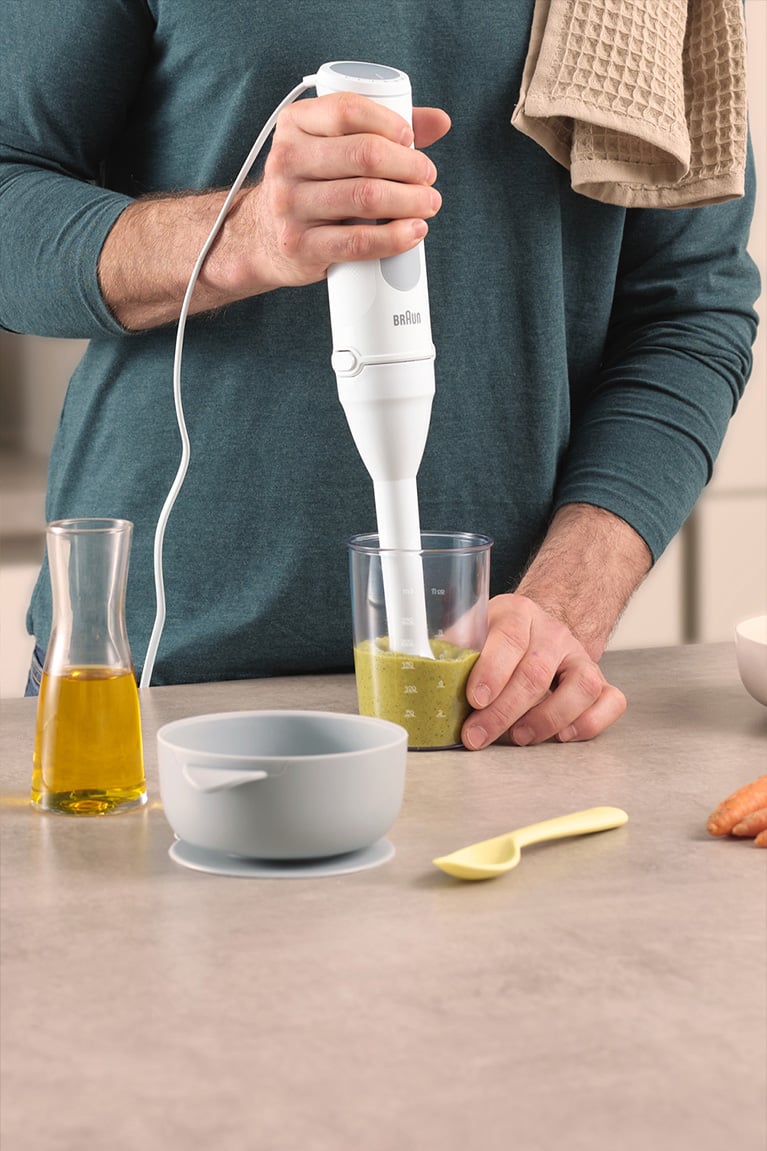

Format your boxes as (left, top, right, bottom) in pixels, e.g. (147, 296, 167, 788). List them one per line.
(393, 310, 422, 327)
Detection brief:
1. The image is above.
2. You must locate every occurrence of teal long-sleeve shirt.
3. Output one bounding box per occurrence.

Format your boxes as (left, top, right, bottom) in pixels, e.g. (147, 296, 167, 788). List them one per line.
(0, 0, 759, 684)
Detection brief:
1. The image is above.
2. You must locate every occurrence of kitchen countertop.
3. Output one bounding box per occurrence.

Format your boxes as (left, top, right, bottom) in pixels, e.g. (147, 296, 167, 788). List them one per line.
(1, 644, 765, 1151)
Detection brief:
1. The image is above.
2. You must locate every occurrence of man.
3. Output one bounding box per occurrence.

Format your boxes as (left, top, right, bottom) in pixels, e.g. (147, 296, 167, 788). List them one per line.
(0, 1, 759, 750)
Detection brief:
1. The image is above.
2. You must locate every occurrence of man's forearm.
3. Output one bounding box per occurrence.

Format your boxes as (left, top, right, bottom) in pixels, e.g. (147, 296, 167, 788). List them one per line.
(515, 503, 652, 660)
(97, 188, 269, 331)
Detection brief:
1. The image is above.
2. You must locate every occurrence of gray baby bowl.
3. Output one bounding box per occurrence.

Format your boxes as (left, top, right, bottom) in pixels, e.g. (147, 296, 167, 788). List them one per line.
(157, 710, 408, 859)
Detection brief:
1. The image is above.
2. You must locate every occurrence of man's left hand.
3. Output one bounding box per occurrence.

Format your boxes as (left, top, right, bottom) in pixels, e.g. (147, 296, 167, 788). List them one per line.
(462, 592, 627, 749)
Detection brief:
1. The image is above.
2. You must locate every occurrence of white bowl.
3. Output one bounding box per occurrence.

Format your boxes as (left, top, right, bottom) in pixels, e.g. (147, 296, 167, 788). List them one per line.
(157, 710, 407, 859)
(735, 615, 767, 707)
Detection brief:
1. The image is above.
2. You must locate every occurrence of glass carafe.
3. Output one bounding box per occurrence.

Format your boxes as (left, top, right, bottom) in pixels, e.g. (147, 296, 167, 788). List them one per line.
(31, 518, 147, 815)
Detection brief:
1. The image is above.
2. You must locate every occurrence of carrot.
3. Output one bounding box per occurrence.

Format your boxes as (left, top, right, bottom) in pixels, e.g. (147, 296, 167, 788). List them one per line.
(731, 807, 767, 838)
(755, 830, 767, 849)
(706, 775, 767, 837)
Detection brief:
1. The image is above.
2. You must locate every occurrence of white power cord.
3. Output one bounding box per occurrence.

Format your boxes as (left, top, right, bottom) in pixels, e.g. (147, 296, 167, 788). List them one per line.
(140, 75, 318, 689)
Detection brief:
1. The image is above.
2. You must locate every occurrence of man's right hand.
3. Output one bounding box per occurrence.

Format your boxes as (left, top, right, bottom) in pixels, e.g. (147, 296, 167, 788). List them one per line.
(98, 94, 450, 331)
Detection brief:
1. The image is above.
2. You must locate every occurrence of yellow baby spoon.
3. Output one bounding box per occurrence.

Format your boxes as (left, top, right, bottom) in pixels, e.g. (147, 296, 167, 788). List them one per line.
(433, 806, 629, 881)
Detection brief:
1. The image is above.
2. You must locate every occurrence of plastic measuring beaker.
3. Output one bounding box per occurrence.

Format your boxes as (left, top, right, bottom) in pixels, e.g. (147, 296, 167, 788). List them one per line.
(31, 518, 147, 815)
(349, 532, 493, 749)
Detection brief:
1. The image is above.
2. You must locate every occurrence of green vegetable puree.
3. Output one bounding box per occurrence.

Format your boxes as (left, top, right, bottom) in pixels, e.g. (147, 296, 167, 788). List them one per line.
(353, 637, 480, 749)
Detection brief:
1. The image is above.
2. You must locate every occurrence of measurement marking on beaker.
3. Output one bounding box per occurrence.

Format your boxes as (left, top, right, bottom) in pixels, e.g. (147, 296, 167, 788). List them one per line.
(403, 684, 418, 694)
(431, 587, 446, 596)
(436, 679, 445, 690)
(401, 661, 415, 671)
(405, 709, 416, 719)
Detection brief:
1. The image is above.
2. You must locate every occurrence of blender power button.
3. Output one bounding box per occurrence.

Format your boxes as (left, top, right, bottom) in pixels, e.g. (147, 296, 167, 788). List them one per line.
(380, 246, 421, 292)
(332, 349, 359, 375)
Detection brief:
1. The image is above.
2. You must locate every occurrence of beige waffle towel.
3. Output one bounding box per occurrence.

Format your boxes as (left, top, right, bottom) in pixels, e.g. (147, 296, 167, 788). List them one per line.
(511, 0, 748, 208)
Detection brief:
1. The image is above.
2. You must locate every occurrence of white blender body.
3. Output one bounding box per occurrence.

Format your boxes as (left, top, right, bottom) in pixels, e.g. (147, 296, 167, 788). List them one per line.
(316, 62, 435, 659)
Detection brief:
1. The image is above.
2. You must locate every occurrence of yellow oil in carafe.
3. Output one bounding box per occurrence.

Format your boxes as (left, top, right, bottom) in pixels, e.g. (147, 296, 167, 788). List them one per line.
(32, 666, 146, 815)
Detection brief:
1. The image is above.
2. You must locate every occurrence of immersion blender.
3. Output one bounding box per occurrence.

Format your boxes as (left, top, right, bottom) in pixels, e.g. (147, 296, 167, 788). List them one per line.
(316, 62, 436, 659)
(140, 61, 436, 687)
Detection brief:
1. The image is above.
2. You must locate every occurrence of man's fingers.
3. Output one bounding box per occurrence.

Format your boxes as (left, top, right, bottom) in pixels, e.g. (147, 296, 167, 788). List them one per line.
(463, 643, 556, 750)
(465, 605, 531, 711)
(281, 91, 416, 144)
(271, 129, 438, 186)
(289, 174, 441, 224)
(464, 651, 602, 749)
(412, 106, 452, 148)
(284, 93, 451, 152)
(515, 681, 627, 745)
(290, 217, 429, 266)
(508, 659, 608, 745)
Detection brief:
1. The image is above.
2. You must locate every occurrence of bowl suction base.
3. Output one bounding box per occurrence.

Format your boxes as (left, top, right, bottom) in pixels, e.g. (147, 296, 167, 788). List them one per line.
(168, 837, 395, 878)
